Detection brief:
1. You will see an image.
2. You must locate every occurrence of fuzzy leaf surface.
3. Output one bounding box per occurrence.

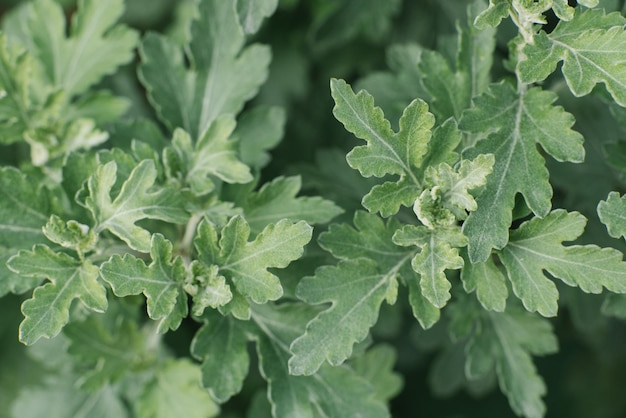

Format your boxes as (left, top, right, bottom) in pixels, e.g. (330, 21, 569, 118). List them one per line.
(463, 306, 558, 418)
(252, 303, 389, 418)
(289, 259, 393, 375)
(0, 167, 50, 296)
(499, 210, 626, 317)
(519, 10, 626, 106)
(460, 82, 584, 262)
(136, 359, 219, 418)
(237, 176, 343, 233)
(191, 312, 250, 402)
(100, 234, 188, 333)
(237, 0, 278, 34)
(598, 191, 626, 239)
(139, 0, 270, 138)
(86, 160, 188, 252)
(393, 225, 467, 308)
(7, 245, 106, 345)
(11, 0, 138, 96)
(194, 216, 312, 304)
(331, 78, 434, 216)
(166, 116, 252, 196)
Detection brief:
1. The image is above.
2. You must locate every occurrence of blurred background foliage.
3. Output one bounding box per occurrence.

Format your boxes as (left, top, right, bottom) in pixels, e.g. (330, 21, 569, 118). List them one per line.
(2, 0, 626, 417)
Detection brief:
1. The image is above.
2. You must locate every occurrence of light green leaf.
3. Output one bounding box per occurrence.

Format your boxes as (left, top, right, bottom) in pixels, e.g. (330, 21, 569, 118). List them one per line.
(500, 210, 626, 317)
(100, 234, 188, 333)
(86, 160, 188, 252)
(136, 359, 219, 418)
(289, 259, 394, 375)
(64, 307, 148, 390)
(237, 0, 278, 34)
(42, 215, 97, 254)
(350, 344, 403, 402)
(7, 245, 107, 345)
(139, 0, 271, 139)
(235, 106, 285, 170)
(418, 50, 470, 121)
(185, 262, 233, 317)
(11, 374, 128, 418)
(598, 191, 626, 239)
(0, 167, 50, 296)
(393, 225, 467, 308)
(415, 154, 494, 228)
(460, 82, 584, 262)
(12, 0, 138, 96)
(165, 116, 253, 196)
(461, 249, 508, 312)
(464, 306, 558, 418)
(519, 9, 626, 106)
(473, 0, 509, 30)
(331, 78, 434, 216)
(253, 303, 389, 418)
(191, 312, 250, 402)
(407, 279, 441, 329)
(194, 216, 312, 304)
(237, 176, 343, 233)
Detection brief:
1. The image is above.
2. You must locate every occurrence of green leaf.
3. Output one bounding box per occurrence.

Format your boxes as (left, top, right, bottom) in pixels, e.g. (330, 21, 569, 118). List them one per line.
(598, 191, 626, 239)
(393, 225, 467, 308)
(64, 307, 149, 390)
(519, 9, 626, 106)
(237, 0, 278, 34)
(136, 359, 219, 418)
(11, 374, 129, 418)
(86, 160, 188, 252)
(415, 154, 494, 228)
(331, 78, 435, 216)
(253, 303, 389, 418)
(0, 167, 50, 296)
(42, 215, 97, 254)
(191, 312, 250, 402)
(7, 245, 107, 345)
(185, 261, 232, 317)
(235, 106, 285, 170)
(165, 116, 253, 196)
(418, 50, 470, 121)
(100, 234, 188, 333)
(461, 249, 508, 312)
(500, 210, 626, 317)
(12, 0, 138, 96)
(473, 0, 509, 30)
(138, 0, 271, 139)
(237, 176, 343, 233)
(350, 344, 403, 402)
(463, 306, 558, 418)
(460, 82, 584, 262)
(289, 259, 394, 375)
(194, 216, 312, 304)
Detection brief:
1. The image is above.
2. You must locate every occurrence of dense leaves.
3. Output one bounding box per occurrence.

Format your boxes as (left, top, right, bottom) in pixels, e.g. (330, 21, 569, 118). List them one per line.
(3, 0, 626, 417)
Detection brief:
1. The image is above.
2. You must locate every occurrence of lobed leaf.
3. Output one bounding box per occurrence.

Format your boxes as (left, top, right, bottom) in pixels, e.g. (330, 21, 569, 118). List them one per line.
(86, 160, 188, 252)
(139, 0, 271, 139)
(289, 259, 394, 375)
(10, 0, 138, 96)
(598, 191, 626, 240)
(100, 234, 188, 333)
(393, 225, 467, 308)
(460, 82, 584, 262)
(331, 78, 434, 216)
(7, 245, 107, 345)
(463, 306, 558, 418)
(194, 216, 313, 304)
(519, 9, 626, 106)
(237, 176, 343, 233)
(136, 359, 219, 418)
(499, 209, 626, 317)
